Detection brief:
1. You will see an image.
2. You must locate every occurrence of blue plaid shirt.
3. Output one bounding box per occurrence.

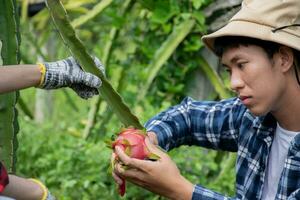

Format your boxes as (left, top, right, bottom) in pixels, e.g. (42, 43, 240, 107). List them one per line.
(145, 97, 300, 200)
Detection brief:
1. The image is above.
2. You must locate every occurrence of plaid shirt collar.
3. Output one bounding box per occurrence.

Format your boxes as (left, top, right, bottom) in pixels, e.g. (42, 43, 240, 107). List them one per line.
(254, 113, 276, 147)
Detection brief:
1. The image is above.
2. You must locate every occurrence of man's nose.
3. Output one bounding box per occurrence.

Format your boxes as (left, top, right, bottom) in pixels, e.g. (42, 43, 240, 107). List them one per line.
(230, 70, 244, 92)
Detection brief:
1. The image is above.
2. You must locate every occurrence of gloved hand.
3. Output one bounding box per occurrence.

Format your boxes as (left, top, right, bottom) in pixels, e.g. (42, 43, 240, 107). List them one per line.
(39, 56, 105, 99)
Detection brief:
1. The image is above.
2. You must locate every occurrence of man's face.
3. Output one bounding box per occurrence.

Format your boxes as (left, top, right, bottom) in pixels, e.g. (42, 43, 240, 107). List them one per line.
(221, 45, 285, 116)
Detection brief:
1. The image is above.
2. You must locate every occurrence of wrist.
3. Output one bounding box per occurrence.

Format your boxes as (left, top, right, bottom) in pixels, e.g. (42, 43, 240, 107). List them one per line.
(28, 178, 48, 200)
(36, 63, 47, 87)
(170, 176, 194, 200)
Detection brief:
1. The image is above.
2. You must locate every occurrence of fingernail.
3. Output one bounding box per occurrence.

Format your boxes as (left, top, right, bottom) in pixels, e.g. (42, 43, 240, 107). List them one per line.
(115, 146, 120, 152)
(117, 178, 123, 185)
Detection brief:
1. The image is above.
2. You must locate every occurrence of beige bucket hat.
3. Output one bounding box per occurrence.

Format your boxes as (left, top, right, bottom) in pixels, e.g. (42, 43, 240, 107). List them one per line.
(202, 0, 300, 54)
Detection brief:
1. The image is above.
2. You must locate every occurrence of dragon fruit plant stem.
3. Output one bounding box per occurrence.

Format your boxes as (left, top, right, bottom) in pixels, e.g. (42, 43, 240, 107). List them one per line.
(111, 127, 160, 196)
(46, 0, 143, 129)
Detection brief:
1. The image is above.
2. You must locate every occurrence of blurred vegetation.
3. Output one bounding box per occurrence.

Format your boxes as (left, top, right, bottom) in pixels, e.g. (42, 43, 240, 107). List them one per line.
(12, 0, 239, 199)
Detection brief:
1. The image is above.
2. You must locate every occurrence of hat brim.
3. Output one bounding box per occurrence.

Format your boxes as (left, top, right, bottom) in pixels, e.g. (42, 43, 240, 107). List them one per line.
(202, 20, 300, 55)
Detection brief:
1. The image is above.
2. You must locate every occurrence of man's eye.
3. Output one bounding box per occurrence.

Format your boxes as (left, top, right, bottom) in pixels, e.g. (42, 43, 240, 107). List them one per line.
(237, 62, 247, 68)
(225, 68, 232, 74)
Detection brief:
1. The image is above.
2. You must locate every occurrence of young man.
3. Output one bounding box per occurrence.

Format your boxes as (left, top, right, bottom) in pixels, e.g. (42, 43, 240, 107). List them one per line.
(0, 56, 104, 199)
(113, 0, 300, 199)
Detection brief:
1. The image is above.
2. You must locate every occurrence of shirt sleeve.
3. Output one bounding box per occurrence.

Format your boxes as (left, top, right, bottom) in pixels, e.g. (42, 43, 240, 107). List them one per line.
(192, 185, 235, 200)
(145, 97, 246, 151)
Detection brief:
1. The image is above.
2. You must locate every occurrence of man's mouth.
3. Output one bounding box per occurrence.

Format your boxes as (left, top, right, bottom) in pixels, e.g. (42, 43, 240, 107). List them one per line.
(239, 96, 252, 105)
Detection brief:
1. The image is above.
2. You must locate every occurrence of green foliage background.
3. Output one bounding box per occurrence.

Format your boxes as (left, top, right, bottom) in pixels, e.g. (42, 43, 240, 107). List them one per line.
(15, 0, 236, 199)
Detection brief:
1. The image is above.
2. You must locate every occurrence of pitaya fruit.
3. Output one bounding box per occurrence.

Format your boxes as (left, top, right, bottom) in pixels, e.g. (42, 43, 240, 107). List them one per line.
(110, 127, 160, 196)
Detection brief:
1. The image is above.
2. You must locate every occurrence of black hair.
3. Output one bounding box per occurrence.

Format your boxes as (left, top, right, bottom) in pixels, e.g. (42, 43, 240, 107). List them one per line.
(214, 36, 281, 58)
(294, 49, 300, 68)
(294, 50, 300, 85)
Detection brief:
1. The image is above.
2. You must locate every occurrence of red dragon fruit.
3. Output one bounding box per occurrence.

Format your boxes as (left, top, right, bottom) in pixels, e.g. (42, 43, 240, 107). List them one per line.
(111, 127, 160, 196)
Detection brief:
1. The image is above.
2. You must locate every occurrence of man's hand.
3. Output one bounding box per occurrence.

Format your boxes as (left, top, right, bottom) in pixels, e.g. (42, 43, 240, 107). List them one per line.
(112, 135, 194, 200)
(40, 56, 105, 99)
(111, 132, 158, 191)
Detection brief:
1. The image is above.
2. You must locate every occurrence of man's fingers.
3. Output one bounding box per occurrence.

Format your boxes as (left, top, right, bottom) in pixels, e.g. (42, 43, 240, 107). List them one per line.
(112, 171, 123, 186)
(114, 161, 146, 183)
(115, 146, 152, 171)
(111, 153, 123, 185)
(115, 146, 138, 166)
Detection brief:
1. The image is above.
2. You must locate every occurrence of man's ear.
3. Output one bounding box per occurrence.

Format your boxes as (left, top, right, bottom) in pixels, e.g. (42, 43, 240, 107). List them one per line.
(277, 46, 294, 72)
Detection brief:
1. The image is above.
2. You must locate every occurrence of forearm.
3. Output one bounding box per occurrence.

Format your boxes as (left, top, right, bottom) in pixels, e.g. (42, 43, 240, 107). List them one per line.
(145, 97, 194, 151)
(0, 65, 41, 94)
(145, 97, 243, 151)
(1, 175, 44, 200)
(168, 176, 194, 200)
(147, 134, 193, 199)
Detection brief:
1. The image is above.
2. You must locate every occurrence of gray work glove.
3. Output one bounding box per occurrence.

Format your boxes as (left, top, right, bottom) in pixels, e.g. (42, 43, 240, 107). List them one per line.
(40, 56, 104, 99)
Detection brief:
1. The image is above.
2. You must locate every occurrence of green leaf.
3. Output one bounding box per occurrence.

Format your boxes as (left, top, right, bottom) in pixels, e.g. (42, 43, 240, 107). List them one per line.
(64, 0, 95, 10)
(183, 35, 204, 52)
(104, 139, 113, 148)
(150, 0, 179, 24)
(71, 0, 113, 28)
(138, 0, 156, 10)
(192, 0, 203, 9)
(192, 11, 205, 25)
(137, 19, 195, 102)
